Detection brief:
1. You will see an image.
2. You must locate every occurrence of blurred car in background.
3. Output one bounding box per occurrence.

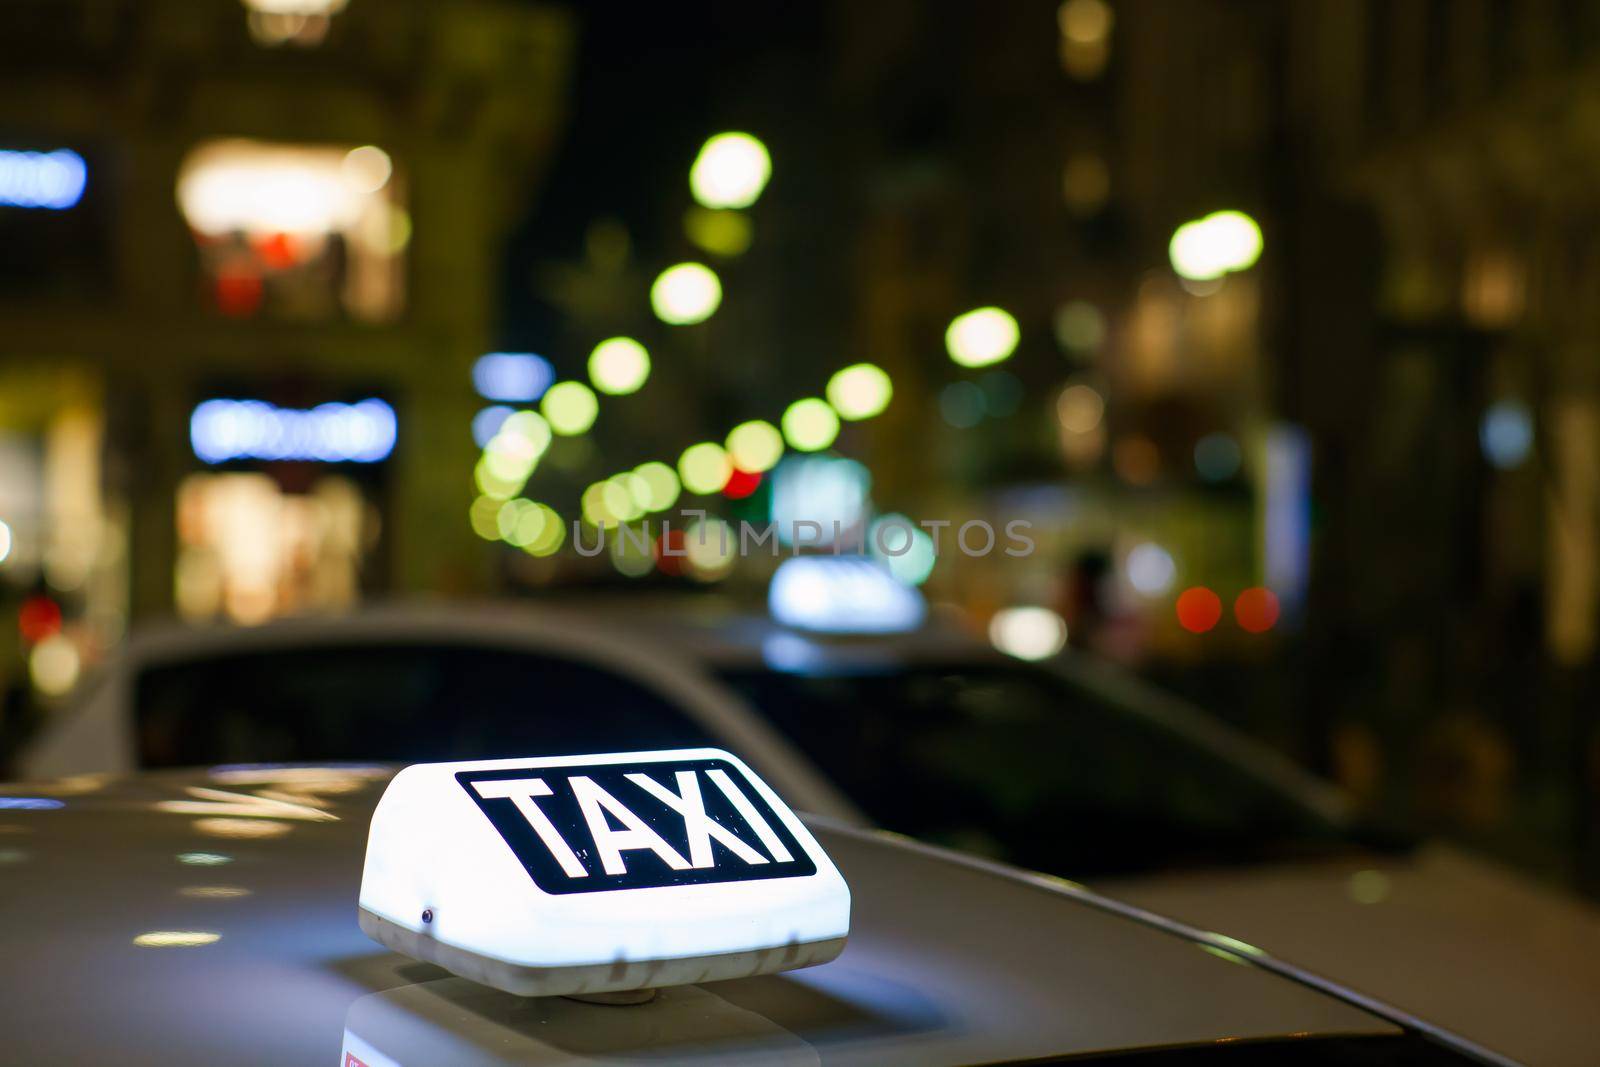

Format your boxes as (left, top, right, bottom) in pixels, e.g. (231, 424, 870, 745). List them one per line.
(15, 597, 1600, 1065)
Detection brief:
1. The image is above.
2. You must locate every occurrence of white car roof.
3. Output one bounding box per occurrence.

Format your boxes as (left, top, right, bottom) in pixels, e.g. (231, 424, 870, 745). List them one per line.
(0, 766, 1479, 1066)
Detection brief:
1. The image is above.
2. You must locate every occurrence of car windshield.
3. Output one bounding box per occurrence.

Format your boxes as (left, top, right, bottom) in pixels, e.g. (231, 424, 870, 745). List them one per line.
(717, 659, 1367, 878)
(133, 642, 717, 767)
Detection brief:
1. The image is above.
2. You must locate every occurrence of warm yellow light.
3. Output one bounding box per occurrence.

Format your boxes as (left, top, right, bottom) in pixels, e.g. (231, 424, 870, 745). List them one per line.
(725, 420, 785, 473)
(781, 398, 840, 452)
(1058, 0, 1112, 44)
(651, 263, 722, 325)
(1056, 384, 1105, 433)
(29, 635, 79, 696)
(684, 207, 753, 257)
(826, 363, 893, 420)
(689, 133, 772, 210)
(133, 931, 221, 948)
(540, 381, 599, 436)
(1169, 210, 1262, 281)
(587, 337, 651, 396)
(678, 442, 733, 495)
(340, 145, 391, 193)
(684, 517, 736, 580)
(633, 461, 681, 512)
(945, 307, 1020, 367)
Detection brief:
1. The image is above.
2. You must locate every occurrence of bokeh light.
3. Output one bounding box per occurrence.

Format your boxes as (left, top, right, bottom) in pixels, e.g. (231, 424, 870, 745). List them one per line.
(650, 262, 722, 325)
(939, 381, 986, 428)
(946, 306, 1020, 367)
(340, 145, 392, 193)
(587, 336, 651, 396)
(826, 363, 893, 420)
(1169, 210, 1263, 281)
(1126, 542, 1176, 596)
(473, 352, 554, 402)
(0, 518, 11, 565)
(683, 206, 753, 257)
(726, 419, 785, 473)
(632, 461, 681, 512)
(678, 441, 734, 495)
(1056, 383, 1105, 433)
(1194, 432, 1242, 481)
(29, 634, 79, 696)
(540, 381, 599, 436)
(1480, 400, 1533, 469)
(1053, 300, 1105, 355)
(468, 495, 502, 540)
(1234, 587, 1280, 633)
(781, 398, 840, 452)
(870, 515, 937, 586)
(989, 607, 1068, 661)
(471, 405, 512, 448)
(1176, 587, 1223, 633)
(684, 517, 736, 580)
(689, 132, 772, 210)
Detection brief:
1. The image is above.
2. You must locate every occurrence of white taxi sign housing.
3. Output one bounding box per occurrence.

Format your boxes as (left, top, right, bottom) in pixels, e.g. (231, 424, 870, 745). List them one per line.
(358, 748, 850, 998)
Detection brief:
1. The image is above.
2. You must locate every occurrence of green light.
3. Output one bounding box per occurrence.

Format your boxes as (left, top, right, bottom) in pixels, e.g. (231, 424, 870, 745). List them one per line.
(587, 337, 651, 396)
(725, 419, 784, 473)
(541, 381, 599, 436)
(678, 441, 733, 495)
(781, 398, 840, 452)
(684, 207, 754, 257)
(468, 495, 502, 540)
(632, 461, 681, 512)
(826, 363, 892, 420)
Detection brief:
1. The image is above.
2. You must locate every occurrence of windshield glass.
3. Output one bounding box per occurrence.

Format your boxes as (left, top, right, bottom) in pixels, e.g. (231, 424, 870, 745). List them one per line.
(717, 660, 1363, 878)
(134, 642, 716, 767)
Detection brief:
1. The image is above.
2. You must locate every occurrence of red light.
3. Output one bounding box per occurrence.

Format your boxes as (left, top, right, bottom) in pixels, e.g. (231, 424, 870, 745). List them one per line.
(655, 529, 687, 576)
(1234, 587, 1280, 633)
(215, 270, 263, 317)
(722, 468, 761, 499)
(254, 232, 299, 271)
(1175, 587, 1222, 633)
(18, 596, 62, 645)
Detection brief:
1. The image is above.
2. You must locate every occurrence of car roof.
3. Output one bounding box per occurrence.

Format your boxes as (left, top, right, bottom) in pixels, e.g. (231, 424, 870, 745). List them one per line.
(0, 766, 1474, 1066)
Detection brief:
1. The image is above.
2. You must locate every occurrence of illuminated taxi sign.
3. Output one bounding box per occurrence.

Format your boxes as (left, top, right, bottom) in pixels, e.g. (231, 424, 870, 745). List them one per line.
(358, 748, 849, 999)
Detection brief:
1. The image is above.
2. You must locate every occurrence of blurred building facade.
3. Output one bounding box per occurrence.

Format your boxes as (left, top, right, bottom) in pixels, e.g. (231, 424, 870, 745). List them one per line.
(0, 0, 570, 703)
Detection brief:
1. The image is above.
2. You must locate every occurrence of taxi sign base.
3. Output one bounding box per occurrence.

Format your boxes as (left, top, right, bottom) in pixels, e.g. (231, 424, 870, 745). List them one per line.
(359, 907, 846, 1000)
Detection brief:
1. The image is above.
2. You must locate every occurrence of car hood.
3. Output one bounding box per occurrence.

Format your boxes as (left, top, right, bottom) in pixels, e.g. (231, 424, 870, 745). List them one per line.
(0, 767, 1418, 1066)
(1098, 844, 1600, 1067)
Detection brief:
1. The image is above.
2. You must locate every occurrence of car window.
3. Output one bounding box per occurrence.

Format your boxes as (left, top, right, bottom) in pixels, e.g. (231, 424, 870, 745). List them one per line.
(134, 642, 717, 768)
(717, 660, 1362, 877)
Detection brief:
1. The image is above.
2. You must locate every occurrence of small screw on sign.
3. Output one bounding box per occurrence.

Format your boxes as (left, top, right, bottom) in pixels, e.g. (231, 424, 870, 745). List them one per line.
(421, 908, 434, 924)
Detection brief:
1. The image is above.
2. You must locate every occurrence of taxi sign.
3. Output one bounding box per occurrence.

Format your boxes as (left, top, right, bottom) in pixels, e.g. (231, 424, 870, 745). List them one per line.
(357, 748, 850, 999)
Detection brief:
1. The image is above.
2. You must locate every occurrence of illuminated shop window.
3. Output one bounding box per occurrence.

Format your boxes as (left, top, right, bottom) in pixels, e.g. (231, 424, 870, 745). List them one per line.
(176, 140, 406, 322)
(175, 472, 374, 625)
